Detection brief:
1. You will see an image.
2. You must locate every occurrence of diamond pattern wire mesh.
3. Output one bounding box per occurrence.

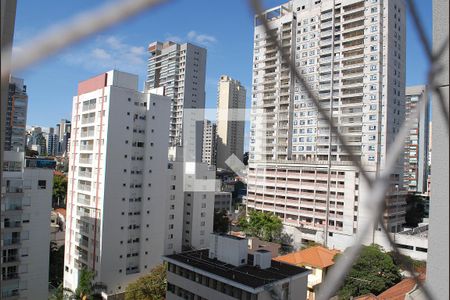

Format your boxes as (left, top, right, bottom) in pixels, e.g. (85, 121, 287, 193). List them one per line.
(0, 0, 448, 299)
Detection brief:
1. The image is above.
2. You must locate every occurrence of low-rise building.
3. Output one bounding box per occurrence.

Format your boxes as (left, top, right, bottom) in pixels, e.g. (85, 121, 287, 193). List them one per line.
(163, 234, 310, 300)
(274, 245, 339, 300)
(374, 224, 428, 261)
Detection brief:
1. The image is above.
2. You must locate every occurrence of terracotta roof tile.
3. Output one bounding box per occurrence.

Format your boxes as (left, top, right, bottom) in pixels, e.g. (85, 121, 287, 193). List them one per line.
(274, 246, 339, 269)
(377, 278, 417, 300)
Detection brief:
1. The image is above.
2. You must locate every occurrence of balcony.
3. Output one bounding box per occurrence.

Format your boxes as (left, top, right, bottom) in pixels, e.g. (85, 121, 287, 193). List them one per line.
(1, 290, 19, 299)
(3, 238, 21, 246)
(5, 187, 23, 194)
(80, 130, 95, 138)
(82, 104, 96, 112)
(78, 171, 92, 178)
(77, 184, 91, 192)
(79, 158, 92, 164)
(2, 255, 19, 264)
(4, 221, 22, 229)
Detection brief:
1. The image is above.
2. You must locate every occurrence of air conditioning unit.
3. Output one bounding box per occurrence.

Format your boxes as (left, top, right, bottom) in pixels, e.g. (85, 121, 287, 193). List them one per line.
(253, 249, 272, 269)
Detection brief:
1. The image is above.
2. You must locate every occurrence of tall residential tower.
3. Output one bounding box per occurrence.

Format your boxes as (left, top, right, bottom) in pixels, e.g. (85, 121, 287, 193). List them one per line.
(403, 85, 429, 194)
(63, 71, 183, 297)
(4, 76, 28, 152)
(247, 0, 406, 249)
(146, 41, 207, 161)
(216, 75, 246, 170)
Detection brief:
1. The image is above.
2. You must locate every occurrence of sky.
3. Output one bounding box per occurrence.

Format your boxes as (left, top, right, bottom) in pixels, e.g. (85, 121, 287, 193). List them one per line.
(13, 0, 432, 133)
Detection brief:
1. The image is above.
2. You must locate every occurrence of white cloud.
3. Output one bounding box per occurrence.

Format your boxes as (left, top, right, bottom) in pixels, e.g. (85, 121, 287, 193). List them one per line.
(60, 35, 146, 75)
(165, 31, 217, 46)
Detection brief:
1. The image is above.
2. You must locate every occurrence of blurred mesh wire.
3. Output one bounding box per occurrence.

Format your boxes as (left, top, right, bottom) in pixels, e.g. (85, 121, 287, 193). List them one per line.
(1, 0, 448, 299)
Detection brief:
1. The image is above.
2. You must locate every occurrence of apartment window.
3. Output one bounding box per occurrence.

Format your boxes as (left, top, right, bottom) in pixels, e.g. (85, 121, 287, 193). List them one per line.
(38, 180, 47, 189)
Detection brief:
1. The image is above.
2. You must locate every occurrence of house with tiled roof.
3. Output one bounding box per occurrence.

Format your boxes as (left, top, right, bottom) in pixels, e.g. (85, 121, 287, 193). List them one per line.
(274, 246, 340, 300)
(355, 277, 422, 300)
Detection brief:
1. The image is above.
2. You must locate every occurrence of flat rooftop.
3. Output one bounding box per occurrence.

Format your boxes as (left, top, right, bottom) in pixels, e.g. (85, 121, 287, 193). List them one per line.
(164, 249, 309, 289)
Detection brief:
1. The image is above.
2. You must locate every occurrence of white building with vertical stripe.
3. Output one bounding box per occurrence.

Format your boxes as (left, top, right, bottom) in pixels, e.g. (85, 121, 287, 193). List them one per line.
(63, 70, 183, 297)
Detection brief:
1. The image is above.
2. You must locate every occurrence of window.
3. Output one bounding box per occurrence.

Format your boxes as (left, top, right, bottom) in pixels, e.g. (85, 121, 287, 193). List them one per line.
(38, 180, 46, 189)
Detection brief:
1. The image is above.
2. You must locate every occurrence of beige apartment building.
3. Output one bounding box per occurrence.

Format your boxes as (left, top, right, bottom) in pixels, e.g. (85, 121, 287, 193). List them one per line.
(216, 75, 246, 169)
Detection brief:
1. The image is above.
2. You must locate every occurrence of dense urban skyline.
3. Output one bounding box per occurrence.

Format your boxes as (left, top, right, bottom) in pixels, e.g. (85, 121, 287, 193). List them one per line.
(13, 0, 431, 133)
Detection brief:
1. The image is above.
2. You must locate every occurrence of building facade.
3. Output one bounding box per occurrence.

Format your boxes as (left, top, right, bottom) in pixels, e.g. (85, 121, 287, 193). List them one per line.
(247, 0, 406, 249)
(5, 76, 28, 152)
(163, 234, 309, 300)
(63, 71, 183, 297)
(56, 119, 71, 156)
(216, 75, 246, 169)
(46, 127, 58, 157)
(168, 146, 216, 251)
(201, 119, 217, 166)
(146, 41, 207, 161)
(403, 85, 429, 194)
(26, 126, 47, 156)
(1, 152, 53, 300)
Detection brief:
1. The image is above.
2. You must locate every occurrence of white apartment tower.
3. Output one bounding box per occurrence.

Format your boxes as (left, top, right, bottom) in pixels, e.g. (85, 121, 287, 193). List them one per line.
(201, 120, 217, 166)
(247, 0, 406, 249)
(146, 41, 207, 161)
(168, 147, 216, 251)
(63, 71, 183, 297)
(216, 75, 246, 170)
(403, 85, 429, 194)
(1, 152, 53, 300)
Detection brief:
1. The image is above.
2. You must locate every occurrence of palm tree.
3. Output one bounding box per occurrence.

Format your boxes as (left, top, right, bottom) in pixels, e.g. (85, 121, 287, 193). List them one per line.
(49, 268, 106, 300)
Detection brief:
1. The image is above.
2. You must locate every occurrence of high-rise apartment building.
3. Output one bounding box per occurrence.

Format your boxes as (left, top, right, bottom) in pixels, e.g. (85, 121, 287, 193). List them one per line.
(26, 126, 47, 156)
(168, 146, 216, 251)
(63, 71, 183, 297)
(1, 0, 18, 191)
(146, 41, 207, 161)
(216, 75, 246, 169)
(1, 152, 53, 299)
(4, 76, 28, 152)
(247, 0, 406, 249)
(56, 119, 71, 156)
(46, 127, 58, 156)
(201, 119, 217, 166)
(403, 85, 429, 194)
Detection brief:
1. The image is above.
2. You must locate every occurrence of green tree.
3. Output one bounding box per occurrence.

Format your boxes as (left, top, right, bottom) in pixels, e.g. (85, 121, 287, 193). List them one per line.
(53, 173, 68, 208)
(125, 264, 166, 300)
(301, 240, 322, 250)
(238, 210, 283, 242)
(49, 242, 65, 287)
(388, 251, 426, 273)
(336, 245, 402, 299)
(404, 194, 426, 227)
(49, 268, 104, 300)
(213, 209, 230, 234)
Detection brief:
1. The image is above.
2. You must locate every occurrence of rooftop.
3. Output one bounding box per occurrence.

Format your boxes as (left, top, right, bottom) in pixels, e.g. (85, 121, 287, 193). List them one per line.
(356, 278, 421, 300)
(378, 278, 417, 300)
(274, 246, 340, 269)
(163, 249, 309, 290)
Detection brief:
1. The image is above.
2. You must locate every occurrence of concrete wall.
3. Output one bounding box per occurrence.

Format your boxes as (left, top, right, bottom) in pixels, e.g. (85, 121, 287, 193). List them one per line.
(427, 0, 449, 298)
